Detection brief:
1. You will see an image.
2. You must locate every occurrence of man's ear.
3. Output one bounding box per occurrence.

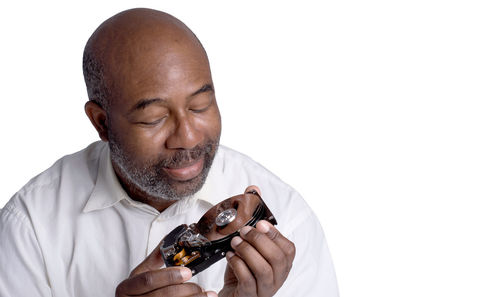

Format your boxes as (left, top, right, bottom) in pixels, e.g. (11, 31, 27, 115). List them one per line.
(85, 100, 109, 142)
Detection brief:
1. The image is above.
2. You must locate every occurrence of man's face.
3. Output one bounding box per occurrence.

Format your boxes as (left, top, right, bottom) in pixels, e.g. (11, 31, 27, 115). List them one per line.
(105, 37, 221, 202)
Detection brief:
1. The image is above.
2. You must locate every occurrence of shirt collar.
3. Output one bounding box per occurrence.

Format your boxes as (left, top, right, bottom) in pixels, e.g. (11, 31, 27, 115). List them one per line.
(83, 144, 129, 213)
(83, 143, 225, 213)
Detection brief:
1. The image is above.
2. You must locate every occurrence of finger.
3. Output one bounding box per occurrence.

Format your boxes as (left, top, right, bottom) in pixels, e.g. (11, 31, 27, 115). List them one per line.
(116, 267, 191, 295)
(231, 234, 276, 292)
(256, 220, 296, 264)
(226, 251, 257, 296)
(244, 185, 261, 196)
(189, 291, 218, 297)
(239, 223, 295, 284)
(140, 282, 204, 297)
(130, 244, 165, 276)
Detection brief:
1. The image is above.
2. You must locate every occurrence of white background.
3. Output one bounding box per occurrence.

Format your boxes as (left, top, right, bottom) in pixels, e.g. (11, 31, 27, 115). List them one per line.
(1, 1, 499, 296)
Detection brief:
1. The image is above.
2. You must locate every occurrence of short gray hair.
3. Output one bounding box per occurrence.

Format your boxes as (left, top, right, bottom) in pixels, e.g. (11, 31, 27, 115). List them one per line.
(82, 48, 111, 111)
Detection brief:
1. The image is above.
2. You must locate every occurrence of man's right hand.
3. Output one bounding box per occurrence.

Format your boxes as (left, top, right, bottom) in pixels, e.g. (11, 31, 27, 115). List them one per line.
(115, 245, 217, 297)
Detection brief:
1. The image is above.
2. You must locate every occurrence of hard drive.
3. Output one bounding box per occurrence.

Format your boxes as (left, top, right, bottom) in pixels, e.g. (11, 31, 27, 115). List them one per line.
(160, 190, 277, 275)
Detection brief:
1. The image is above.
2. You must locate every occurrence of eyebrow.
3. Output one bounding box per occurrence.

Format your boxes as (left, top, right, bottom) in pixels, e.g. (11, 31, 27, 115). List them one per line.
(130, 98, 164, 113)
(190, 83, 214, 97)
(128, 83, 214, 114)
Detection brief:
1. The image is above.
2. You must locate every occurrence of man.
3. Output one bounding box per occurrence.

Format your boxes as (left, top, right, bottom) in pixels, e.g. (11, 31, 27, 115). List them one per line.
(0, 8, 338, 297)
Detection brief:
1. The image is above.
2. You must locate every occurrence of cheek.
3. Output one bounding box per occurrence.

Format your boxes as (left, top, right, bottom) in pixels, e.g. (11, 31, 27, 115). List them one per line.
(195, 109, 222, 139)
(118, 125, 173, 161)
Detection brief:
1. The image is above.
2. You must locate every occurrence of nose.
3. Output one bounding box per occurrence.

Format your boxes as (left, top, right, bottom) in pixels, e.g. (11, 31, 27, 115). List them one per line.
(165, 112, 203, 149)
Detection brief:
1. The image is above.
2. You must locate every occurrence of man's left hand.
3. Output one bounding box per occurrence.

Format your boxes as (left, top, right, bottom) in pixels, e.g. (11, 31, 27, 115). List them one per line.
(219, 205, 296, 297)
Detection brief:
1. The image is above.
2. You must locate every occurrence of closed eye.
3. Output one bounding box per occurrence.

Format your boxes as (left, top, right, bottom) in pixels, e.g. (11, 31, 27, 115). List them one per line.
(137, 116, 166, 126)
(189, 97, 214, 113)
(189, 105, 211, 113)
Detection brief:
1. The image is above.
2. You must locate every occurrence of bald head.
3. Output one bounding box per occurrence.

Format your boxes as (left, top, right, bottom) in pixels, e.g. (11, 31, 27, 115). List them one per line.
(83, 8, 220, 207)
(83, 8, 208, 111)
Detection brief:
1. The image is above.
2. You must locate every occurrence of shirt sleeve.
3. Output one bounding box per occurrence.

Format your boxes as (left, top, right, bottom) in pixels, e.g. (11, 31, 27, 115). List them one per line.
(275, 209, 340, 297)
(0, 201, 52, 297)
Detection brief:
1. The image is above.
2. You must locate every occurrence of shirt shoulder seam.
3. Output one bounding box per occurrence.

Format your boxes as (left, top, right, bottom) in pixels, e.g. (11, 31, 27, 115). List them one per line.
(219, 145, 296, 192)
(17, 144, 103, 197)
(2, 199, 33, 232)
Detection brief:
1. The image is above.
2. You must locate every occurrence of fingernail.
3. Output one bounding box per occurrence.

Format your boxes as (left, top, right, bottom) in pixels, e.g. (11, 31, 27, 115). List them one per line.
(231, 236, 243, 247)
(226, 251, 235, 259)
(206, 291, 218, 297)
(240, 226, 252, 236)
(179, 267, 192, 280)
(257, 220, 270, 233)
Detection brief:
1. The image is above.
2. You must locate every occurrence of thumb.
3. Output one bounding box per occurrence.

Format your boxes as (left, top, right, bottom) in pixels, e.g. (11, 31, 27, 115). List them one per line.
(244, 185, 261, 196)
(129, 244, 165, 277)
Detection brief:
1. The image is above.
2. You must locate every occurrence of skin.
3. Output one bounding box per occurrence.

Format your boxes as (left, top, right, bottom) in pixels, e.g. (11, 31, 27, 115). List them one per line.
(84, 8, 295, 297)
(220, 186, 296, 297)
(85, 8, 221, 211)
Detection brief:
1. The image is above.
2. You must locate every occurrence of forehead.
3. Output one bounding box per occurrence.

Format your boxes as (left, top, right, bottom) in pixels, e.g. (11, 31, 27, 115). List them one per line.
(104, 25, 212, 110)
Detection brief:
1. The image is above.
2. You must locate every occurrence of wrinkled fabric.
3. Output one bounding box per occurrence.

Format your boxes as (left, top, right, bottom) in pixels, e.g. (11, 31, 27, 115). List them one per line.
(0, 141, 339, 297)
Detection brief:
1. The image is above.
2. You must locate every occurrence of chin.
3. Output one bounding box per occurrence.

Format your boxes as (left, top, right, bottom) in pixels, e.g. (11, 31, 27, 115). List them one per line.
(154, 169, 209, 201)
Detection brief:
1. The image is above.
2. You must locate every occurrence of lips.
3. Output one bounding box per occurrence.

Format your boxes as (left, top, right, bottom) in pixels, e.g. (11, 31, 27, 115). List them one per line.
(163, 158, 204, 181)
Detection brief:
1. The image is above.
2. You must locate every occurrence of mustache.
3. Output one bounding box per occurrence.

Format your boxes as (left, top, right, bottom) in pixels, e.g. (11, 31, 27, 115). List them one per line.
(157, 141, 217, 168)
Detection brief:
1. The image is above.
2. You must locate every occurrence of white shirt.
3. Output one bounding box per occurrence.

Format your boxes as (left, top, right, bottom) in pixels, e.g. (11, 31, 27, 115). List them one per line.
(0, 141, 339, 297)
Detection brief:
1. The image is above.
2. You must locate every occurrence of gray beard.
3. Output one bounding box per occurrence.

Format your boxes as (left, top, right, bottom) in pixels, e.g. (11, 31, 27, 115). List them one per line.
(108, 138, 218, 202)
